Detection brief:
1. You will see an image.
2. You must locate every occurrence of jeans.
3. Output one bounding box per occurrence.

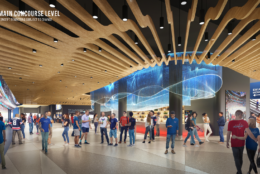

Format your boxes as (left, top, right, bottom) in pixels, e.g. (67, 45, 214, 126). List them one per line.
(166, 134, 176, 150)
(219, 126, 224, 142)
(94, 122, 98, 133)
(62, 127, 69, 143)
(203, 124, 212, 140)
(193, 127, 202, 142)
(21, 124, 25, 138)
(232, 146, 244, 174)
(184, 129, 195, 144)
(120, 126, 128, 142)
(156, 124, 160, 136)
(246, 148, 257, 173)
(0, 142, 5, 167)
(79, 124, 82, 138)
(100, 127, 109, 144)
(29, 123, 33, 133)
(151, 126, 155, 140)
(12, 130, 22, 144)
(144, 126, 152, 140)
(41, 132, 49, 152)
(36, 123, 39, 133)
(129, 129, 135, 145)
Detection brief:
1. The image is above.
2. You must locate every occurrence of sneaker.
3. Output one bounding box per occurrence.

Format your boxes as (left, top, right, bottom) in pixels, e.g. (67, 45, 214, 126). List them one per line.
(142, 141, 145, 143)
(84, 142, 89, 144)
(79, 142, 82, 145)
(19, 142, 23, 144)
(2, 166, 6, 169)
(45, 151, 47, 154)
(171, 149, 176, 154)
(206, 139, 209, 142)
(124, 141, 126, 144)
(108, 143, 113, 146)
(190, 143, 195, 145)
(118, 141, 122, 144)
(164, 150, 168, 154)
(199, 142, 204, 145)
(114, 144, 118, 147)
(127, 144, 132, 147)
(100, 142, 104, 144)
(77, 145, 81, 148)
(148, 141, 151, 144)
(12, 143, 15, 145)
(132, 144, 135, 146)
(152, 140, 155, 142)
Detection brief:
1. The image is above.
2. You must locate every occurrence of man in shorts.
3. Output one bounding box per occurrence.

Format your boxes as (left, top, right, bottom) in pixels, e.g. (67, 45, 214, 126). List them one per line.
(108, 113, 118, 147)
(73, 111, 81, 148)
(80, 110, 92, 145)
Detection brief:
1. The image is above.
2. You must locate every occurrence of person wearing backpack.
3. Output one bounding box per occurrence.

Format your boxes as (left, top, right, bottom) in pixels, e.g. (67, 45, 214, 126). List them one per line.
(183, 114, 195, 146)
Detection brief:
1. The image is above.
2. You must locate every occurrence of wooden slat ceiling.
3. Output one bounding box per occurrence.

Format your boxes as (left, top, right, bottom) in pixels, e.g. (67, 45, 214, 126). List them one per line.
(0, 0, 259, 105)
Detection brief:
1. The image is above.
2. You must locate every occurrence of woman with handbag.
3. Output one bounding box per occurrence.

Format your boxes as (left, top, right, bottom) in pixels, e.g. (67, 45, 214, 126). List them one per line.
(232, 118, 260, 174)
(183, 114, 195, 146)
(142, 113, 154, 144)
(62, 114, 70, 146)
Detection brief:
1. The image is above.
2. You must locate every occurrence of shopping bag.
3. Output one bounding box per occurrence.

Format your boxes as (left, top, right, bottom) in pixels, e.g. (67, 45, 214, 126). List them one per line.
(257, 152, 260, 168)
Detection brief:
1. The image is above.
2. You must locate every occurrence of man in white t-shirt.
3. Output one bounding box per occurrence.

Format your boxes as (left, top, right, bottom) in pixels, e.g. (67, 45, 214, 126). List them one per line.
(80, 110, 92, 145)
(202, 113, 212, 142)
(99, 112, 109, 144)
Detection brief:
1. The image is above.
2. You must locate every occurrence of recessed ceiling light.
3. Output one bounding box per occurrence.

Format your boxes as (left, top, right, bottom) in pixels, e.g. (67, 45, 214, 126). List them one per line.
(19, 77, 22, 79)
(61, 63, 64, 66)
(15, 85, 16, 86)
(83, 83, 85, 85)
(32, 82, 34, 84)
(58, 71, 60, 74)
(54, 38, 58, 43)
(99, 47, 102, 52)
(105, 70, 107, 72)
(253, 70, 256, 72)
(83, 48, 87, 52)
(90, 77, 93, 79)
(72, 59, 75, 62)
(27, 89, 29, 90)
(181, 1, 187, 5)
(39, 65, 43, 67)
(49, 0, 56, 8)
(98, 82, 99, 83)
(60, 80, 62, 82)
(66, 86, 67, 88)
(75, 76, 77, 78)
(32, 49, 37, 53)
(8, 67, 12, 69)
(116, 76, 118, 78)
(232, 59, 235, 62)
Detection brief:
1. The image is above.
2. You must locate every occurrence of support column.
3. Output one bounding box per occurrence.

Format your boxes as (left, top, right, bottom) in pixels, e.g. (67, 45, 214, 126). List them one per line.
(94, 103, 101, 118)
(118, 78, 127, 121)
(169, 61, 183, 138)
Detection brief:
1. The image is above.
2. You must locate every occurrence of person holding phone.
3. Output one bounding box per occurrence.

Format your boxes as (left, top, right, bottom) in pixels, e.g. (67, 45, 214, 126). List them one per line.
(165, 111, 179, 154)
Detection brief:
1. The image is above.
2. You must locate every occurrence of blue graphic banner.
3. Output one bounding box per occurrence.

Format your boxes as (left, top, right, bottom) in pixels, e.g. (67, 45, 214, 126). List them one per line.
(250, 82, 260, 99)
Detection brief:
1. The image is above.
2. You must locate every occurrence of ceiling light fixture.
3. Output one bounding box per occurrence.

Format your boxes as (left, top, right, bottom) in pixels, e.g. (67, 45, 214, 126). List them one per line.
(58, 71, 60, 74)
(134, 35, 138, 44)
(178, 0, 181, 47)
(19, 0, 25, 15)
(160, 0, 164, 29)
(90, 77, 93, 79)
(32, 82, 35, 84)
(130, 65, 133, 68)
(54, 38, 58, 42)
(99, 47, 102, 52)
(105, 70, 107, 72)
(228, 22, 233, 35)
(181, 1, 187, 5)
(252, 34, 257, 41)
(232, 59, 235, 62)
(72, 59, 75, 62)
(199, 9, 205, 25)
(32, 49, 37, 53)
(19, 77, 22, 79)
(60, 80, 62, 82)
(97, 82, 99, 83)
(39, 65, 43, 67)
(205, 32, 208, 41)
(92, 2, 98, 19)
(49, 0, 56, 8)
(8, 67, 12, 70)
(83, 48, 87, 52)
(61, 63, 64, 66)
(83, 83, 85, 85)
(207, 52, 211, 59)
(253, 70, 256, 72)
(122, 2, 128, 21)
(168, 43, 171, 53)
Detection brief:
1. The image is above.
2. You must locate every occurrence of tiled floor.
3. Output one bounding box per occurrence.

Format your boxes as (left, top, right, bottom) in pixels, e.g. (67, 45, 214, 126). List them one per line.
(0, 123, 255, 174)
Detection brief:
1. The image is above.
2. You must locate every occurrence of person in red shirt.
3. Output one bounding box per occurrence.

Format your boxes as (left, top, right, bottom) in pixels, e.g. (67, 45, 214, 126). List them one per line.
(119, 111, 129, 144)
(227, 110, 257, 174)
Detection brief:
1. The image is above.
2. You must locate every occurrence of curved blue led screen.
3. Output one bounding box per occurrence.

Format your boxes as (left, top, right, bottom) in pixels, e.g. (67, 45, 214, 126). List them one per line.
(91, 57, 222, 111)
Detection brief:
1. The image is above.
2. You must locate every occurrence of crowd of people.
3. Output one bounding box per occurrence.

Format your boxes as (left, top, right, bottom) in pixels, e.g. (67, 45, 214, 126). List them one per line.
(1, 109, 260, 174)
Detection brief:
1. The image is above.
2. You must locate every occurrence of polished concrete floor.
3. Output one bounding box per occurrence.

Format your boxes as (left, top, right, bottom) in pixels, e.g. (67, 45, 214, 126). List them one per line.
(1, 123, 255, 174)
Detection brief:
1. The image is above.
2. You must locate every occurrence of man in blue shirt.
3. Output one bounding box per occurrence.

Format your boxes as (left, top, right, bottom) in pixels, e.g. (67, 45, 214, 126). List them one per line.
(39, 111, 51, 154)
(192, 112, 204, 145)
(217, 112, 225, 144)
(108, 113, 118, 146)
(73, 111, 81, 148)
(165, 111, 179, 154)
(0, 119, 6, 169)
